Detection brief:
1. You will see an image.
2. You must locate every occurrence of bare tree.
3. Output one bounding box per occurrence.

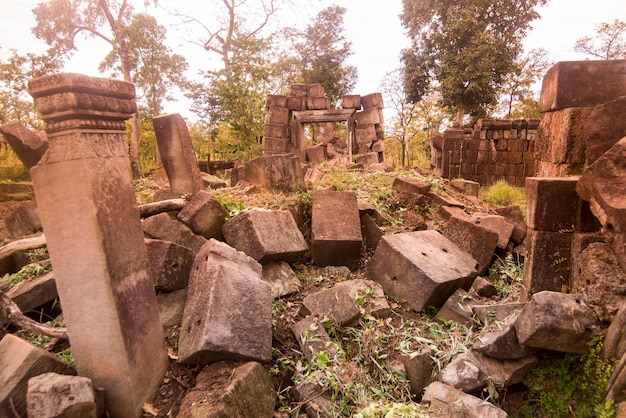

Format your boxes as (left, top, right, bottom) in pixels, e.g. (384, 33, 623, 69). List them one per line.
(575, 19, 626, 60)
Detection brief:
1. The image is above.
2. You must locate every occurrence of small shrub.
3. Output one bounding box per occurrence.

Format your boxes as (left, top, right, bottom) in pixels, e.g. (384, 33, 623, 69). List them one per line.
(482, 180, 526, 207)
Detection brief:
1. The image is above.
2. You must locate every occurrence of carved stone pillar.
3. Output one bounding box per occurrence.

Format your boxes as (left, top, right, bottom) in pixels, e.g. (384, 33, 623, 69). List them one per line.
(28, 73, 168, 418)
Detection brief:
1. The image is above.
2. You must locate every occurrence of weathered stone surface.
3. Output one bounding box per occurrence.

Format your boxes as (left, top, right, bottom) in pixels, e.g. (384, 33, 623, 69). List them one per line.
(402, 350, 435, 400)
(178, 241, 272, 364)
(535, 107, 591, 166)
(0, 122, 48, 169)
(261, 261, 301, 299)
(0, 334, 75, 418)
(360, 213, 383, 251)
(341, 94, 362, 109)
(354, 152, 378, 167)
(300, 279, 390, 326)
(265, 94, 287, 108)
(153, 113, 205, 195)
(234, 154, 306, 192)
(177, 190, 228, 240)
(311, 190, 363, 270)
(177, 361, 276, 418)
(438, 205, 469, 221)
(7, 271, 57, 314)
(145, 239, 193, 291)
(423, 381, 508, 417)
(472, 302, 526, 324)
(223, 210, 308, 264)
(27, 373, 100, 418)
(526, 177, 600, 233)
(471, 276, 498, 298)
(522, 229, 573, 296)
(392, 177, 432, 195)
(436, 288, 477, 326)
(292, 315, 339, 357)
(355, 108, 381, 125)
(157, 288, 187, 328)
(443, 215, 498, 275)
(474, 320, 539, 360)
(264, 137, 292, 154)
(437, 351, 487, 392)
(473, 351, 538, 387)
(450, 179, 479, 197)
(470, 213, 514, 250)
(306, 96, 330, 110)
(606, 351, 626, 404)
(577, 136, 626, 238)
(494, 206, 527, 244)
(5, 202, 41, 239)
(29, 73, 167, 418)
(361, 93, 384, 109)
(515, 291, 602, 353)
(539, 60, 626, 112)
(572, 241, 626, 323)
(604, 298, 626, 361)
(292, 379, 335, 418)
(143, 212, 207, 255)
(425, 191, 465, 208)
(366, 230, 478, 311)
(584, 96, 626, 165)
(306, 145, 326, 165)
(265, 107, 291, 124)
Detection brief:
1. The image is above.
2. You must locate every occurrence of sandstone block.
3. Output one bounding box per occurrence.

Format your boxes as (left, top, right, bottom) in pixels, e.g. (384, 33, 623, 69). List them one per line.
(474, 320, 539, 360)
(145, 239, 193, 291)
(223, 210, 308, 264)
(6, 202, 41, 239)
(360, 213, 383, 251)
(522, 229, 572, 296)
(307, 83, 325, 97)
(443, 215, 498, 275)
(27, 373, 100, 418)
(177, 361, 276, 418)
(300, 279, 390, 326)
(265, 137, 292, 154)
(494, 205, 527, 244)
(423, 381, 508, 418)
(306, 145, 326, 165)
(142, 212, 207, 255)
(402, 351, 435, 400)
(311, 190, 363, 270)
(341, 95, 362, 109)
(526, 177, 600, 233)
(178, 261, 272, 364)
(177, 190, 228, 240)
(306, 96, 330, 110)
(437, 351, 487, 392)
(0, 334, 75, 418)
(292, 315, 339, 357)
(539, 60, 626, 112)
(353, 153, 378, 167)
(361, 92, 384, 109)
(290, 83, 308, 97)
(265, 107, 291, 125)
(472, 302, 526, 324)
(286, 96, 305, 110)
(7, 271, 57, 314)
(584, 96, 626, 165)
(0, 122, 48, 169)
(470, 213, 515, 249)
(261, 261, 302, 299)
(265, 94, 287, 108)
(366, 230, 478, 311)
(535, 107, 591, 166)
(392, 177, 432, 194)
(449, 179, 479, 196)
(436, 288, 477, 326)
(355, 124, 377, 143)
(355, 108, 381, 125)
(471, 276, 498, 298)
(157, 288, 187, 328)
(263, 122, 289, 139)
(515, 291, 602, 353)
(236, 154, 306, 192)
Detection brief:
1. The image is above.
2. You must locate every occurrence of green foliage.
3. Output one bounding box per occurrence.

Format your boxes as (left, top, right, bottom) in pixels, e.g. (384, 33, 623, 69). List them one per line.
(401, 0, 548, 122)
(133, 176, 161, 205)
(354, 402, 431, 417)
(215, 196, 246, 220)
(481, 180, 526, 207)
(3, 262, 50, 289)
(0, 147, 30, 183)
(520, 337, 615, 418)
(489, 254, 524, 298)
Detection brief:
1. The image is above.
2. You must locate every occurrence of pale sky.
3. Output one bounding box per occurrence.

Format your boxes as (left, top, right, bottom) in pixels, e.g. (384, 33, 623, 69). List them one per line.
(1, 0, 625, 119)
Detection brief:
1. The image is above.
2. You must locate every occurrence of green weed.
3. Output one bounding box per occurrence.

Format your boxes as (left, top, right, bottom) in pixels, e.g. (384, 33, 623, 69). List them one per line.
(481, 180, 526, 207)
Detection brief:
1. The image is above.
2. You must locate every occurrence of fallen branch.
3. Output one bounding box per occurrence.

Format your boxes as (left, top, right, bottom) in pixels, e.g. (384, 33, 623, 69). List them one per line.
(138, 198, 186, 218)
(0, 290, 68, 340)
(0, 234, 47, 258)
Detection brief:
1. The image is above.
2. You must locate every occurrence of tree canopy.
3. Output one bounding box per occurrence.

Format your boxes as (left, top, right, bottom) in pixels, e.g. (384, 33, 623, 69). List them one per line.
(400, 0, 548, 125)
(575, 19, 626, 60)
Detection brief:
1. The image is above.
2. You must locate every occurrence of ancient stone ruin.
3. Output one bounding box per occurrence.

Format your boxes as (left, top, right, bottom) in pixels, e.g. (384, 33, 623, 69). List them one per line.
(2, 59, 626, 416)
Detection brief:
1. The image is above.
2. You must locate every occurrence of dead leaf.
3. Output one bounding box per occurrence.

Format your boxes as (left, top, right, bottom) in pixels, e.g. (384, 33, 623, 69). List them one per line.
(142, 403, 158, 416)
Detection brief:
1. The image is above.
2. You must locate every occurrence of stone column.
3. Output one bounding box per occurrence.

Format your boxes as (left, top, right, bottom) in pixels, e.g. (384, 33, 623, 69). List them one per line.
(28, 73, 168, 418)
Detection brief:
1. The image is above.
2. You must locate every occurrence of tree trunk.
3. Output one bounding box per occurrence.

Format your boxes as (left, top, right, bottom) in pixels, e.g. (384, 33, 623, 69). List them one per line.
(455, 106, 464, 127)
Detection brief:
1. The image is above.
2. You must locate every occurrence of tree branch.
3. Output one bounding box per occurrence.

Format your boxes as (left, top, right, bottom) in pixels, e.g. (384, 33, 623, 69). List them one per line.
(0, 290, 68, 340)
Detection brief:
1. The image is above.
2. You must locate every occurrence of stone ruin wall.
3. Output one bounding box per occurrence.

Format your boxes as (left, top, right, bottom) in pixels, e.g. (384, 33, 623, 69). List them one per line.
(264, 84, 386, 167)
(431, 118, 539, 187)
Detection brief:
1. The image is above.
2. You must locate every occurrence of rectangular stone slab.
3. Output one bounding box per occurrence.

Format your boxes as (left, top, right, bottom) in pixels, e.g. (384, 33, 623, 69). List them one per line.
(366, 230, 477, 311)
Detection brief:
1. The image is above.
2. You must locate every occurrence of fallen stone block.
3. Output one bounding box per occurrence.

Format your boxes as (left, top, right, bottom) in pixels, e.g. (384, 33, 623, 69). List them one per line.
(177, 190, 228, 240)
(157, 288, 187, 328)
(526, 177, 600, 233)
(223, 209, 308, 264)
(354, 152, 378, 167)
(584, 96, 626, 165)
(261, 261, 302, 299)
(292, 378, 335, 418)
(471, 277, 497, 298)
(438, 205, 469, 221)
(470, 213, 514, 250)
(473, 350, 538, 387)
(0, 334, 75, 418)
(402, 350, 435, 400)
(515, 291, 602, 353)
(436, 288, 477, 326)
(196, 239, 262, 278)
(292, 315, 339, 357)
(311, 190, 363, 270)
(360, 213, 383, 251)
(423, 381, 508, 418)
(143, 212, 207, 255)
(300, 279, 390, 326)
(392, 177, 432, 195)
(437, 350, 487, 393)
(177, 361, 276, 418)
(201, 173, 228, 189)
(425, 191, 465, 208)
(145, 239, 193, 292)
(306, 145, 326, 165)
(0, 122, 48, 169)
(6, 202, 42, 239)
(539, 60, 626, 112)
(449, 179, 479, 197)
(27, 373, 102, 418)
(7, 271, 57, 314)
(474, 320, 539, 360)
(366, 230, 478, 311)
(472, 302, 526, 324)
(178, 241, 271, 364)
(494, 205, 527, 244)
(443, 215, 498, 275)
(522, 229, 572, 296)
(234, 154, 306, 192)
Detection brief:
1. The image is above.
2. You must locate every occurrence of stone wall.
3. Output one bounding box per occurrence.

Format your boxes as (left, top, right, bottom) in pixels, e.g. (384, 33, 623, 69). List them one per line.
(431, 119, 539, 186)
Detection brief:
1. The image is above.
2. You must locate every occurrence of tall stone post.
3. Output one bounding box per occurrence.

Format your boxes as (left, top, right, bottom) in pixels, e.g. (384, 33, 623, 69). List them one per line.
(28, 73, 168, 418)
